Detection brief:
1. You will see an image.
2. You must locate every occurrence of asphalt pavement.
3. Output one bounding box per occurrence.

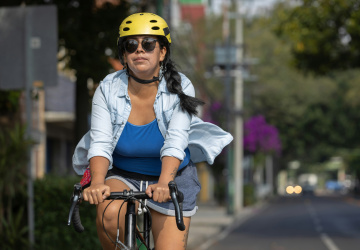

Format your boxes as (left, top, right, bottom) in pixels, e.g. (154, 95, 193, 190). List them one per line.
(187, 201, 267, 250)
(205, 194, 360, 250)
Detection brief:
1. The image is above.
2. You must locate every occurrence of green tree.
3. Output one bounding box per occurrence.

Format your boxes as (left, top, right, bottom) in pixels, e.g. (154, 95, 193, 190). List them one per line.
(274, 0, 360, 75)
(244, 15, 338, 166)
(270, 1, 360, 182)
(1, 0, 130, 142)
(241, 8, 360, 173)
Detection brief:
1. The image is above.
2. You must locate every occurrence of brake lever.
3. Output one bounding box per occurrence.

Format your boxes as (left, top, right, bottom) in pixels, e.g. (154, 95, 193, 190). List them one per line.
(67, 183, 82, 226)
(168, 181, 185, 231)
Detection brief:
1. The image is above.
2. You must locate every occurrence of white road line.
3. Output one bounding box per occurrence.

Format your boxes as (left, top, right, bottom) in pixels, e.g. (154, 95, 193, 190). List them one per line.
(320, 233, 340, 250)
(305, 200, 341, 250)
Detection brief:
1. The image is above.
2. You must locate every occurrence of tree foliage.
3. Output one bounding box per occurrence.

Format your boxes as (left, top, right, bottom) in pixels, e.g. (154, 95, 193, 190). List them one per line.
(0, 126, 33, 249)
(244, 8, 360, 173)
(0, 90, 21, 116)
(0, 0, 131, 141)
(268, 1, 360, 178)
(244, 115, 281, 156)
(274, 0, 360, 75)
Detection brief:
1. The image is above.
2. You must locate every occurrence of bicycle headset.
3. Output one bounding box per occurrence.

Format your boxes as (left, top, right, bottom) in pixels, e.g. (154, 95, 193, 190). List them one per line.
(117, 13, 171, 84)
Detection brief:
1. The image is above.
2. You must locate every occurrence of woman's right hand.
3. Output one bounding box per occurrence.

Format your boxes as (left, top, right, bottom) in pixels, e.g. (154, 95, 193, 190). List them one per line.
(83, 183, 110, 205)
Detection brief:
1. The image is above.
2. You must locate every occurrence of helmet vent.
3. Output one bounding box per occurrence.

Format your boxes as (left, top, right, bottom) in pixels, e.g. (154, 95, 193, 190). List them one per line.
(152, 26, 160, 30)
(126, 21, 132, 24)
(150, 20, 157, 23)
(123, 27, 130, 31)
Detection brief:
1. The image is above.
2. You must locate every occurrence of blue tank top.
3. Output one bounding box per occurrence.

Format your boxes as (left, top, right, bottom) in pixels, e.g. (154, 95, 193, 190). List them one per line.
(112, 119, 190, 176)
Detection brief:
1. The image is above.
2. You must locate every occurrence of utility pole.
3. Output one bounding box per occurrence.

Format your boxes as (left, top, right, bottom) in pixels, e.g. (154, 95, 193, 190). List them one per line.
(25, 6, 35, 248)
(222, 2, 234, 215)
(233, 0, 244, 213)
(221, 0, 244, 214)
(217, 1, 249, 213)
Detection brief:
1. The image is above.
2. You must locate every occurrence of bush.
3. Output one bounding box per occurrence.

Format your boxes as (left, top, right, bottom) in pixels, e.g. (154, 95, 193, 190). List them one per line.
(0, 125, 32, 249)
(243, 184, 256, 207)
(34, 175, 101, 250)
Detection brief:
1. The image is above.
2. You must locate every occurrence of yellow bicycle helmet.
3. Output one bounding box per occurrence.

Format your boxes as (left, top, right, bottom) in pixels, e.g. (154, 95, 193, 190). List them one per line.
(119, 13, 171, 44)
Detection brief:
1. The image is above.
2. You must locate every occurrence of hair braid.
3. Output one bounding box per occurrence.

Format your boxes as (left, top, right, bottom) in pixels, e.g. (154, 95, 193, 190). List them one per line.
(163, 58, 204, 116)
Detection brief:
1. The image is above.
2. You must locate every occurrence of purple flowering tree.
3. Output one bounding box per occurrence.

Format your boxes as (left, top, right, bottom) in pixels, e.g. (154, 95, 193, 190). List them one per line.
(243, 115, 282, 156)
(243, 115, 281, 197)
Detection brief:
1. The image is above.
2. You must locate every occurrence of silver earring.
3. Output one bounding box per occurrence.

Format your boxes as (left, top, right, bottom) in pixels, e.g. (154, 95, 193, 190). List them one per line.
(159, 63, 166, 81)
(160, 63, 167, 72)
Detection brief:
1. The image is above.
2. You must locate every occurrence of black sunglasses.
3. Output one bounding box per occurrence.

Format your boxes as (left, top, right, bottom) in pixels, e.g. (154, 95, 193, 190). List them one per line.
(124, 38, 158, 54)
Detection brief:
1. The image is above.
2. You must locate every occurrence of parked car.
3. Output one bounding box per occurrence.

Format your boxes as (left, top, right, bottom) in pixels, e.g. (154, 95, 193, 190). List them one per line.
(325, 180, 344, 193)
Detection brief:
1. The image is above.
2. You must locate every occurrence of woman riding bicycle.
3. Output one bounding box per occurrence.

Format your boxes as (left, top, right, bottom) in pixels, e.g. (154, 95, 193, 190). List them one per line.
(72, 13, 232, 249)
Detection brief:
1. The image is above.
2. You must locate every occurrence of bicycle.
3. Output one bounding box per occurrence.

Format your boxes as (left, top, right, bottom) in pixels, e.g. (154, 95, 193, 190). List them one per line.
(67, 180, 185, 250)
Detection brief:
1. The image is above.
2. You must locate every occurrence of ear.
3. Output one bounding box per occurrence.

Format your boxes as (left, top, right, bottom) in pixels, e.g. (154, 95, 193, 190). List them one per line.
(159, 46, 167, 63)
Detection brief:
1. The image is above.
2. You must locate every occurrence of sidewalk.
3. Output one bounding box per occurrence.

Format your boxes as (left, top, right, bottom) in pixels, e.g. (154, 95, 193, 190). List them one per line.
(187, 201, 267, 250)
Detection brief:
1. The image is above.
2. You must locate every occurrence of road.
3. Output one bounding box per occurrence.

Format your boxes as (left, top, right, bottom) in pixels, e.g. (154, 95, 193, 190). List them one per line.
(208, 194, 360, 250)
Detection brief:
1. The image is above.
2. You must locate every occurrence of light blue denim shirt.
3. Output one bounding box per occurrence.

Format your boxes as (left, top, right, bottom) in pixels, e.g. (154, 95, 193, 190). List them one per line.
(72, 70, 233, 175)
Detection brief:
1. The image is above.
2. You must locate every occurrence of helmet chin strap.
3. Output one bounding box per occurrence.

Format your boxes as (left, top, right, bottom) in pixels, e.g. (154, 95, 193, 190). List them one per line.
(128, 74, 160, 84)
(126, 68, 162, 84)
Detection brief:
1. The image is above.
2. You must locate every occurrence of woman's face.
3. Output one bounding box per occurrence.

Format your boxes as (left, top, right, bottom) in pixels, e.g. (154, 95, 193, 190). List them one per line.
(123, 35, 166, 78)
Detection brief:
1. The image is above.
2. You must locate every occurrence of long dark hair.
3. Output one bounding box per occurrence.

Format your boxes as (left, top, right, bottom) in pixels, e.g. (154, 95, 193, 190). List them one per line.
(117, 36, 204, 116)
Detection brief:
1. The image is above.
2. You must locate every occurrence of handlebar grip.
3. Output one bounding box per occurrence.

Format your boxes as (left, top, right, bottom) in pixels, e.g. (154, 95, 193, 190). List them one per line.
(168, 181, 185, 231)
(72, 203, 84, 233)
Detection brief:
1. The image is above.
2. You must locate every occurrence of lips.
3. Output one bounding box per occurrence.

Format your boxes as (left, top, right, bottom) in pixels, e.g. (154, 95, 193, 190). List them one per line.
(134, 57, 147, 61)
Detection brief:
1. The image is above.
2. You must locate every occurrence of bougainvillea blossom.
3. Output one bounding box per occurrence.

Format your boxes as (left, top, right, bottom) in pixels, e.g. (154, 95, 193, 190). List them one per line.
(243, 115, 282, 155)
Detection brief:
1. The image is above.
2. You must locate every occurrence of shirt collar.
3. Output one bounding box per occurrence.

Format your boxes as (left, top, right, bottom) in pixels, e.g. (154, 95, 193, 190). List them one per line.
(117, 71, 129, 97)
(158, 77, 167, 93)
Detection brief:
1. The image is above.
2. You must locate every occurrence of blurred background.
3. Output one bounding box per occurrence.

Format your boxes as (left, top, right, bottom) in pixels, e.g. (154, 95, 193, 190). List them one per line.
(1, 0, 360, 249)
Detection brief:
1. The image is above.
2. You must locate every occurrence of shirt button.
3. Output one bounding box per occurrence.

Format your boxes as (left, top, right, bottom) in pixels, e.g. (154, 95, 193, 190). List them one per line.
(157, 118, 161, 122)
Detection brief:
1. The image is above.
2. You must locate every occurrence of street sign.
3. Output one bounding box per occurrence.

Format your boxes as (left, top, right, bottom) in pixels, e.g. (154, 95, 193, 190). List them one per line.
(215, 45, 237, 66)
(0, 7, 25, 89)
(0, 5, 57, 90)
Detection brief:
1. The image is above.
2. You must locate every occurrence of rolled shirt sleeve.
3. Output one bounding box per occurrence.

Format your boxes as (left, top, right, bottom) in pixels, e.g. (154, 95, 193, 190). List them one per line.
(87, 84, 114, 167)
(160, 79, 195, 162)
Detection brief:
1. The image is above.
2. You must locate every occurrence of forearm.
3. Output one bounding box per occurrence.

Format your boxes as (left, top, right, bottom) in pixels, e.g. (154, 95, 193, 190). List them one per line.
(89, 156, 110, 184)
(158, 156, 181, 183)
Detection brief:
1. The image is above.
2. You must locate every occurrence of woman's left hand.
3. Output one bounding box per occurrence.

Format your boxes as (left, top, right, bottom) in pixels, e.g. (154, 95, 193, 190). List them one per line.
(146, 182, 171, 203)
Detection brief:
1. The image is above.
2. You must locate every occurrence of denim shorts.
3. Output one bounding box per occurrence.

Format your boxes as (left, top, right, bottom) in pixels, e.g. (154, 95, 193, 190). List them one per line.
(105, 161, 201, 217)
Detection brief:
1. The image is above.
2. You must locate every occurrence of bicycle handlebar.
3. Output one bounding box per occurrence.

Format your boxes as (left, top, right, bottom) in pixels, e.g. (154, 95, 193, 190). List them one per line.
(67, 181, 185, 233)
(106, 190, 150, 200)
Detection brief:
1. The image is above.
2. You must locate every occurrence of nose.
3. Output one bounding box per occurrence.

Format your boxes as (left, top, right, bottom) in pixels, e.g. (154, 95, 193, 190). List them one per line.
(136, 40, 145, 53)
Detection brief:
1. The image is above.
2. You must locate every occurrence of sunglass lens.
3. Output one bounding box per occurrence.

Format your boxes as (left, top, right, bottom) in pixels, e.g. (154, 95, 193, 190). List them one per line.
(125, 40, 138, 53)
(142, 38, 157, 52)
